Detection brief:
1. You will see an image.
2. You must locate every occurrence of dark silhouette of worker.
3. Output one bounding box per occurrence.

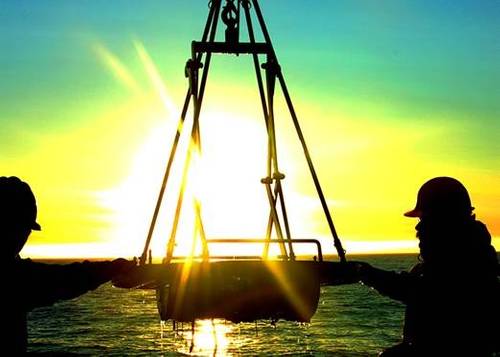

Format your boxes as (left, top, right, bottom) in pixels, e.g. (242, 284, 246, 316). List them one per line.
(0, 176, 135, 354)
(350, 177, 499, 356)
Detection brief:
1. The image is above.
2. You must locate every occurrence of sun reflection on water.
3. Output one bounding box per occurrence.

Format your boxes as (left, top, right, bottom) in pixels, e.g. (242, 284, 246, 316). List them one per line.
(172, 319, 232, 356)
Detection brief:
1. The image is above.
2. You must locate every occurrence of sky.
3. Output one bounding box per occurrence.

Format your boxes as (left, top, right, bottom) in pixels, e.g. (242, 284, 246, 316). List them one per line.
(1, 0, 499, 258)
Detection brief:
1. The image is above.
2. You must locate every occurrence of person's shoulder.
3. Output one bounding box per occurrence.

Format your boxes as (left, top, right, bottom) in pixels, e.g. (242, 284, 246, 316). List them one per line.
(469, 219, 492, 239)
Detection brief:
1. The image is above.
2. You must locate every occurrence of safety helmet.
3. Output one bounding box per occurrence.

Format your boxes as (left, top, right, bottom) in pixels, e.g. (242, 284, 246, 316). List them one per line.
(404, 177, 473, 218)
(0, 176, 41, 230)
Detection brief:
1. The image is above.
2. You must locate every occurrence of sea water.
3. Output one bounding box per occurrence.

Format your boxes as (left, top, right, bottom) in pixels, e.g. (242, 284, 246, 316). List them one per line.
(28, 255, 417, 355)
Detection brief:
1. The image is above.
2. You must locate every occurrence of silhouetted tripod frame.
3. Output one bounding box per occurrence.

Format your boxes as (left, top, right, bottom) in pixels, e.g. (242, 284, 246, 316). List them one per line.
(139, 0, 346, 265)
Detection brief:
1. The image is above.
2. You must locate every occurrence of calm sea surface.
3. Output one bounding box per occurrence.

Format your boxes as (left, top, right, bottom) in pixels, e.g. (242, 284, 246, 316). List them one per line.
(28, 255, 417, 356)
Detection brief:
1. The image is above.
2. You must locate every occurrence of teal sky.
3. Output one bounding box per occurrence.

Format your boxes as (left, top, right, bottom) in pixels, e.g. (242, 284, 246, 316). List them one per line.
(2, 1, 499, 148)
(1, 1, 499, 256)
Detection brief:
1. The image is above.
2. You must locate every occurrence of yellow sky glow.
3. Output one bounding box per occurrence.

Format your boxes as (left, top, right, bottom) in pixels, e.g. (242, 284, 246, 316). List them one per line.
(15, 40, 499, 259)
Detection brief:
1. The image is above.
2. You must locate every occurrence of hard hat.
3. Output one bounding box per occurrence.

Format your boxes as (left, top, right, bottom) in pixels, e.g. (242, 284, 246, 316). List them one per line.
(0, 176, 41, 230)
(404, 177, 473, 218)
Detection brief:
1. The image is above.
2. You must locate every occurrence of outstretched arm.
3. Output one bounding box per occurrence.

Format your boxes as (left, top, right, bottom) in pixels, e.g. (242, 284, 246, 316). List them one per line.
(349, 262, 421, 304)
(21, 258, 134, 309)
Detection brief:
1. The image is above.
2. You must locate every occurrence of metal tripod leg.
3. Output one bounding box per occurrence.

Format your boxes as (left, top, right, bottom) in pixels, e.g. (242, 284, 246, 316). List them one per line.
(263, 57, 295, 259)
(262, 179, 287, 258)
(243, 3, 284, 258)
(165, 0, 223, 262)
(252, 0, 346, 262)
(141, 88, 191, 265)
(187, 0, 224, 261)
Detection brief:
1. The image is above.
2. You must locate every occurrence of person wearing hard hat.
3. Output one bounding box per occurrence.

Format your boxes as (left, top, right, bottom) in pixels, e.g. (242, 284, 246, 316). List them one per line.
(0, 176, 135, 354)
(350, 177, 499, 356)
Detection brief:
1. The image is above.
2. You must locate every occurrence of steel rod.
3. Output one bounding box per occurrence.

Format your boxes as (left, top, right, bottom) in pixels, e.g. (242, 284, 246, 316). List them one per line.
(263, 183, 288, 257)
(165, 0, 222, 262)
(141, 0, 218, 265)
(207, 238, 323, 262)
(252, 0, 346, 262)
(141, 88, 191, 265)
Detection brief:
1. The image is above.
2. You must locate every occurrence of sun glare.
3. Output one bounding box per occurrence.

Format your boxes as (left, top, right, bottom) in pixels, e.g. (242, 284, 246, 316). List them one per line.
(93, 42, 141, 93)
(90, 39, 357, 260)
(21, 39, 444, 261)
(98, 108, 282, 259)
(174, 319, 231, 355)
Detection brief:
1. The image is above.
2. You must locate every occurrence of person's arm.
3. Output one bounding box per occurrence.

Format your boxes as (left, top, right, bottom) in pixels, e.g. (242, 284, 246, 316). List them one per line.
(349, 262, 421, 304)
(22, 258, 133, 309)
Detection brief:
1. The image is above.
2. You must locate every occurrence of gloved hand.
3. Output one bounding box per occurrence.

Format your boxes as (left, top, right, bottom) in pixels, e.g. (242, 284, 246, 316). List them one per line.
(341, 261, 373, 283)
(78, 258, 138, 289)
